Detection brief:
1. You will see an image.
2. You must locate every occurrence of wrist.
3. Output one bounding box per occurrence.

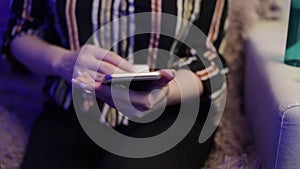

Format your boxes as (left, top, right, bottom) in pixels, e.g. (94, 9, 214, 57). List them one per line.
(166, 69, 203, 105)
(51, 46, 76, 81)
(50, 46, 74, 78)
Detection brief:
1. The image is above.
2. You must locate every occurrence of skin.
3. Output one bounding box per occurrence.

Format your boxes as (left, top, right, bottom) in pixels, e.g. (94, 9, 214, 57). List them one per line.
(10, 34, 204, 118)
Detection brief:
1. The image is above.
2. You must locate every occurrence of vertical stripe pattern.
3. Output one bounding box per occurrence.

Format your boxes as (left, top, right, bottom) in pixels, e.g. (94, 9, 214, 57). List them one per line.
(100, 0, 113, 49)
(21, 0, 32, 21)
(204, 0, 225, 60)
(65, 0, 80, 50)
(147, 0, 162, 71)
(92, 0, 101, 47)
(127, 0, 135, 64)
(120, 0, 128, 57)
(207, 0, 225, 46)
(168, 0, 202, 67)
(11, 0, 33, 35)
(112, 0, 121, 53)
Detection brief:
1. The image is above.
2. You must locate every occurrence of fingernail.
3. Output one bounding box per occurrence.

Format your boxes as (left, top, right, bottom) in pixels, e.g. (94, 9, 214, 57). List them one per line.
(76, 70, 82, 76)
(72, 79, 93, 93)
(71, 78, 80, 84)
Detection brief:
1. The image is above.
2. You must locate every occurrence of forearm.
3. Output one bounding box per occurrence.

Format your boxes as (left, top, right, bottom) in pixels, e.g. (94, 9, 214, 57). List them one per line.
(166, 69, 203, 105)
(10, 34, 71, 76)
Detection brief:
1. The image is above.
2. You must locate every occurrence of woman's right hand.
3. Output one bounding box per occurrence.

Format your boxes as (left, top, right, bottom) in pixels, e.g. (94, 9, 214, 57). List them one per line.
(74, 69, 176, 118)
(53, 45, 136, 83)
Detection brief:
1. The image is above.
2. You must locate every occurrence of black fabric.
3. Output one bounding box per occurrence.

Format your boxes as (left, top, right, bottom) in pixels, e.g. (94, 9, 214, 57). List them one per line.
(21, 103, 104, 169)
(21, 102, 215, 169)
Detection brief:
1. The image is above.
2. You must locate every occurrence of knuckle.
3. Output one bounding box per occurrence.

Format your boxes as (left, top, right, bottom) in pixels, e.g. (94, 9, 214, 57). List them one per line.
(82, 45, 96, 53)
(108, 51, 121, 60)
(106, 51, 116, 58)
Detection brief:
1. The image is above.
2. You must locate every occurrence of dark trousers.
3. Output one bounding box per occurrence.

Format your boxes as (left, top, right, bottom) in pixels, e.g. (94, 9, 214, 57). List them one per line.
(21, 102, 214, 169)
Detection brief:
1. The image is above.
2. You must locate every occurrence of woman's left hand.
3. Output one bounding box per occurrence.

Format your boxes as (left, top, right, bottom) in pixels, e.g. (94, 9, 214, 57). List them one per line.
(74, 69, 176, 118)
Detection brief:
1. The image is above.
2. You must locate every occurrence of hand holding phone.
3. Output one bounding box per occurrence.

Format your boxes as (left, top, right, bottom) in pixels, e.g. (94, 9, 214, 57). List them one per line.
(102, 72, 162, 90)
(72, 69, 176, 118)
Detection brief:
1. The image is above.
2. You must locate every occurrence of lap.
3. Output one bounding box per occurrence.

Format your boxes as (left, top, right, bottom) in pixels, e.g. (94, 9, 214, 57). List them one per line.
(21, 104, 104, 169)
(21, 103, 214, 169)
(99, 104, 214, 169)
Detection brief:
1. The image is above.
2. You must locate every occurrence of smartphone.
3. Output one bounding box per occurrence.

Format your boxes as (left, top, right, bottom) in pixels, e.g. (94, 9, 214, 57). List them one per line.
(102, 72, 161, 90)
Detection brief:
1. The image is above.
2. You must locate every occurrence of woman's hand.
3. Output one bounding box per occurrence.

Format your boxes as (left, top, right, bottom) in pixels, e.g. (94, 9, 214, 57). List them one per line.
(74, 69, 176, 118)
(54, 45, 136, 83)
(68, 45, 203, 119)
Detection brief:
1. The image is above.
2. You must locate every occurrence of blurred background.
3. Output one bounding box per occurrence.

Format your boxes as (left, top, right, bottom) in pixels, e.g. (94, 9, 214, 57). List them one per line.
(1, 0, 299, 169)
(0, 1, 45, 168)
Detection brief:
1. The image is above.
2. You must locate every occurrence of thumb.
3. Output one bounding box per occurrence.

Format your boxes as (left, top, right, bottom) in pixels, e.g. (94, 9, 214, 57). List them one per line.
(155, 69, 176, 86)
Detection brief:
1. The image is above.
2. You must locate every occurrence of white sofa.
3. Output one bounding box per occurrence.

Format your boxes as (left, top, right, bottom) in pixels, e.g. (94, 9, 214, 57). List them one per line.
(245, 1, 300, 168)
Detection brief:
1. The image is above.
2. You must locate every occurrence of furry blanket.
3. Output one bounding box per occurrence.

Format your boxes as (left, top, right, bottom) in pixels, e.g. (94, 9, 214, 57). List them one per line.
(0, 0, 281, 168)
(203, 0, 280, 168)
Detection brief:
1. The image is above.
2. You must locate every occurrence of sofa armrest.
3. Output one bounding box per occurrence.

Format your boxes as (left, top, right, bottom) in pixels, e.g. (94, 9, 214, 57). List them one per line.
(244, 1, 300, 168)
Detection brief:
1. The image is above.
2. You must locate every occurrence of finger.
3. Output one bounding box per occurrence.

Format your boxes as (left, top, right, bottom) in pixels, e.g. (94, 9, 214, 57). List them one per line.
(94, 84, 150, 116)
(75, 72, 96, 88)
(98, 51, 136, 72)
(72, 77, 94, 93)
(76, 53, 101, 71)
(80, 69, 105, 82)
(78, 56, 129, 76)
(81, 45, 136, 72)
(154, 69, 176, 86)
(97, 61, 127, 75)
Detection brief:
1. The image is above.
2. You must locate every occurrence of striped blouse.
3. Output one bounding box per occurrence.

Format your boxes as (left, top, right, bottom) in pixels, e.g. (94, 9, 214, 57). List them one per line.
(3, 0, 228, 126)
